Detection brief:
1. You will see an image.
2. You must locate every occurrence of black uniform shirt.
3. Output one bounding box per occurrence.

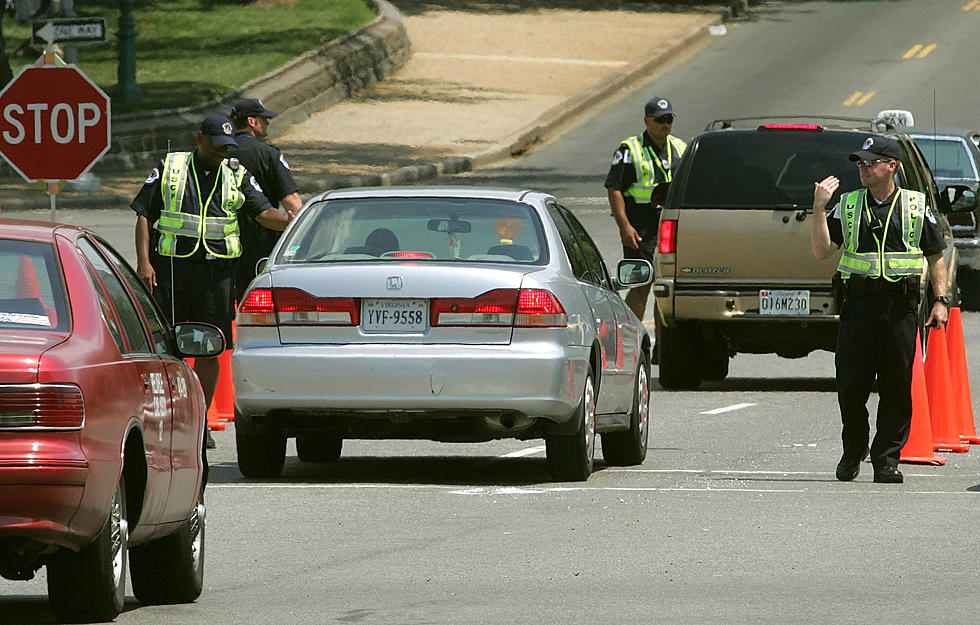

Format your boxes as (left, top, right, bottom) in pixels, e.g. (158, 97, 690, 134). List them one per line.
(130, 151, 273, 262)
(604, 131, 678, 231)
(228, 133, 299, 207)
(827, 187, 946, 257)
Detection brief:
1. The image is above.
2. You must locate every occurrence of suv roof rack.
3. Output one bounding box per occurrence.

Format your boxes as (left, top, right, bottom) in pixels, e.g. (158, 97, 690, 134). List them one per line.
(704, 115, 895, 132)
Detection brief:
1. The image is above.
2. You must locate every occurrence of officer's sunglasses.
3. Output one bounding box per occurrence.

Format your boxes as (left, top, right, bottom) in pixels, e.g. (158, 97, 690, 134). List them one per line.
(855, 158, 892, 168)
(652, 115, 674, 124)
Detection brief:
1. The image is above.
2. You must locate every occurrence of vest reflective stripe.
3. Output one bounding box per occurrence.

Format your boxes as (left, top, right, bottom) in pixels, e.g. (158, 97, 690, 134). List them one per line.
(623, 134, 687, 204)
(836, 188, 925, 280)
(157, 152, 246, 258)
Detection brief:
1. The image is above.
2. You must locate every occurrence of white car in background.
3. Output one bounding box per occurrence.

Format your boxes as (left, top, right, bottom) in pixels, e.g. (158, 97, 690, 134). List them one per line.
(231, 187, 653, 482)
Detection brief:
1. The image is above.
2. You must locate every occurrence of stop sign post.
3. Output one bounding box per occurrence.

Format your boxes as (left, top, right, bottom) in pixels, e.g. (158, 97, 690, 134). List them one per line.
(0, 56, 111, 184)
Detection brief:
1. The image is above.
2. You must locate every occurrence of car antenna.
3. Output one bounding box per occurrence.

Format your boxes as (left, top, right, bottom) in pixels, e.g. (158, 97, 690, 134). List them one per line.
(167, 137, 176, 326)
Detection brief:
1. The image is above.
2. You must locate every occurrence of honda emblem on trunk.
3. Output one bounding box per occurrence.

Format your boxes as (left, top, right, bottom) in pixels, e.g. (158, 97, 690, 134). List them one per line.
(386, 276, 403, 290)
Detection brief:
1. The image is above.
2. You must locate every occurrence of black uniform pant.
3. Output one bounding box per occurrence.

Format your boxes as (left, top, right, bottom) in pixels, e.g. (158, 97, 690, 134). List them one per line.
(835, 292, 917, 469)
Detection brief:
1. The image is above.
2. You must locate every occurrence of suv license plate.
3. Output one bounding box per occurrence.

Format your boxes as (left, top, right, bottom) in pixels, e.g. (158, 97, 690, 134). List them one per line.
(362, 299, 428, 332)
(759, 290, 810, 315)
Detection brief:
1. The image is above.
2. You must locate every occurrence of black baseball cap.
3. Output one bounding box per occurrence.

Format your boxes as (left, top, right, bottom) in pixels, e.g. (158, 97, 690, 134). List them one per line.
(644, 97, 674, 117)
(200, 114, 238, 147)
(230, 98, 278, 119)
(849, 135, 901, 162)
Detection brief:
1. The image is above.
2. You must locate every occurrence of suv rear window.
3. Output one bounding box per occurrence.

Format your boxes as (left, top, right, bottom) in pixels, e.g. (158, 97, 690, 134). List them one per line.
(0, 239, 68, 331)
(281, 197, 547, 264)
(674, 130, 865, 208)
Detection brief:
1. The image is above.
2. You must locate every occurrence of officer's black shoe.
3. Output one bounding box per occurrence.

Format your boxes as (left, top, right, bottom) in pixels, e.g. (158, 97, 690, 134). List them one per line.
(873, 466, 904, 484)
(206, 430, 217, 450)
(835, 447, 868, 481)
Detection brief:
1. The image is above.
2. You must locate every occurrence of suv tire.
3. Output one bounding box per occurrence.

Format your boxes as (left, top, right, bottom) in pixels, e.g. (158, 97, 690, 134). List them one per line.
(658, 324, 703, 390)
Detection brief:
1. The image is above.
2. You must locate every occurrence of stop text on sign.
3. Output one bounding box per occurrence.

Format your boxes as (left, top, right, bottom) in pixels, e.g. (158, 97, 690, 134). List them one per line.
(2, 102, 103, 144)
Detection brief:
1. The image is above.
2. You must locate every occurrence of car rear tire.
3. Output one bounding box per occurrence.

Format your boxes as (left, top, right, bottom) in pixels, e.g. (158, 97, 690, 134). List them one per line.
(602, 353, 650, 466)
(129, 490, 205, 604)
(47, 477, 128, 623)
(546, 365, 596, 481)
(296, 434, 343, 463)
(235, 416, 286, 478)
(658, 324, 703, 390)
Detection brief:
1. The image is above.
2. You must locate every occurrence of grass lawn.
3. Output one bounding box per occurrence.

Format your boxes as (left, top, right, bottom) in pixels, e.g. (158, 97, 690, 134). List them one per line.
(2, 0, 377, 112)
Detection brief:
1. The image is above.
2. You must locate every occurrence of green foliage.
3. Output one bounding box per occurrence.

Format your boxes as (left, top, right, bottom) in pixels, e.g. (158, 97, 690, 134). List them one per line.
(2, 0, 376, 111)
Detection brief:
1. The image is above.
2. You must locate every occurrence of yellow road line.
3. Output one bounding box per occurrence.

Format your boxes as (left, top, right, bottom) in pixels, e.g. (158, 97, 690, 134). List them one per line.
(844, 91, 875, 106)
(963, 0, 979, 11)
(905, 43, 937, 58)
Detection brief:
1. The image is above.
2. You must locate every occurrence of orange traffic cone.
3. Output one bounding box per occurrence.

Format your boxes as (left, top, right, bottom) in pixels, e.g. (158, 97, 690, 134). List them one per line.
(924, 325, 970, 453)
(946, 308, 980, 444)
(901, 331, 946, 464)
(206, 347, 234, 430)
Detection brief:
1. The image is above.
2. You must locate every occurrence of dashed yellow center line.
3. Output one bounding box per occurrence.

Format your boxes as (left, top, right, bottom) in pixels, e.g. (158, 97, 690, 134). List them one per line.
(844, 91, 875, 106)
(963, 0, 980, 10)
(903, 44, 937, 59)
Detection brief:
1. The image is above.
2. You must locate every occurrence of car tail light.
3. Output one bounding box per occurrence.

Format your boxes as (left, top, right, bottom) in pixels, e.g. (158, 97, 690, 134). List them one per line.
(514, 289, 567, 327)
(760, 123, 821, 130)
(0, 384, 84, 429)
(431, 288, 566, 327)
(237, 287, 358, 326)
(659, 220, 677, 254)
(383, 251, 435, 259)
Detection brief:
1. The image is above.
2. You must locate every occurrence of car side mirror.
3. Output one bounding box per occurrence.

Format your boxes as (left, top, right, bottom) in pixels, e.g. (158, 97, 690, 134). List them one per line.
(255, 256, 268, 274)
(944, 185, 977, 213)
(174, 322, 226, 358)
(613, 259, 653, 290)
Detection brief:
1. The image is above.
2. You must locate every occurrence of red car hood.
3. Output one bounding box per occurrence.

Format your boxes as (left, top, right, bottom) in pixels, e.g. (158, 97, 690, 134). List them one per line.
(0, 331, 69, 384)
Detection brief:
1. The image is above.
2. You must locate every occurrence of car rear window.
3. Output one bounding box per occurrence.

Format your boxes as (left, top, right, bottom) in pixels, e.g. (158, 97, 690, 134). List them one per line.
(279, 197, 547, 264)
(0, 239, 68, 331)
(911, 136, 978, 180)
(674, 130, 865, 209)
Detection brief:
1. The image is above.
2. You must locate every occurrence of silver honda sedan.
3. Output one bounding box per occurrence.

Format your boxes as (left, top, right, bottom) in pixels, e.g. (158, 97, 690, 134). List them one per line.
(231, 187, 652, 481)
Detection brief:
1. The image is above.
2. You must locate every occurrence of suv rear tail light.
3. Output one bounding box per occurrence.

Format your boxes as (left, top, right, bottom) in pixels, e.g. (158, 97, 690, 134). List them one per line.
(0, 384, 84, 429)
(238, 287, 358, 326)
(659, 220, 677, 254)
(431, 288, 567, 327)
(760, 123, 821, 130)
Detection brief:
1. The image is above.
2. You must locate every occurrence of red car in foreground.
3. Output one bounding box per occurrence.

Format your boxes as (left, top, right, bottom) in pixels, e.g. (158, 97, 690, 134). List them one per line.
(0, 219, 224, 623)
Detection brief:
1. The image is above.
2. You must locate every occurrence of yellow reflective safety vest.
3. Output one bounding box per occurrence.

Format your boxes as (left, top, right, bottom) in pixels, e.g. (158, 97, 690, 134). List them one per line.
(156, 152, 246, 259)
(622, 133, 687, 205)
(836, 188, 926, 281)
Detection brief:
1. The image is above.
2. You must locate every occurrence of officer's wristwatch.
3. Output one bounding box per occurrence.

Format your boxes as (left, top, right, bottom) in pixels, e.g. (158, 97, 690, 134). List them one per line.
(935, 295, 951, 307)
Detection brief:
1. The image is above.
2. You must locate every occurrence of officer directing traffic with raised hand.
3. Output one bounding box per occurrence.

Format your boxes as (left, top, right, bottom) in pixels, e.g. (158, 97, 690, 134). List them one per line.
(228, 98, 302, 301)
(811, 135, 949, 484)
(132, 114, 291, 450)
(605, 97, 687, 327)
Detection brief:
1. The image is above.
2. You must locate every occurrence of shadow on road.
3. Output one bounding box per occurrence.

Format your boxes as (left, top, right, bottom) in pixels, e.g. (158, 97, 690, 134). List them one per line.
(0, 597, 141, 625)
(655, 376, 837, 392)
(208, 454, 614, 486)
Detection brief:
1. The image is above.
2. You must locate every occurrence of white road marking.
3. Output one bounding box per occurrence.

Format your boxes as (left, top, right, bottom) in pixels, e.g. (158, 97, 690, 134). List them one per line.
(499, 445, 546, 458)
(414, 52, 629, 68)
(700, 402, 757, 415)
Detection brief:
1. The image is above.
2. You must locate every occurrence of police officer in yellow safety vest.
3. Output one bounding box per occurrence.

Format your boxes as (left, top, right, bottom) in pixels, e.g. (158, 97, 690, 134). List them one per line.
(605, 96, 687, 325)
(132, 114, 291, 451)
(811, 135, 949, 485)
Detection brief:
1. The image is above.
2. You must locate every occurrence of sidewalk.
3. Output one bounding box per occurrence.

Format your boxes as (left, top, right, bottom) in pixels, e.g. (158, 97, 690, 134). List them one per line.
(0, 4, 730, 212)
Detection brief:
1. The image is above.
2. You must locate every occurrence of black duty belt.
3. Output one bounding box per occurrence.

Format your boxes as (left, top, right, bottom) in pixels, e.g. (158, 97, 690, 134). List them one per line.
(844, 276, 918, 297)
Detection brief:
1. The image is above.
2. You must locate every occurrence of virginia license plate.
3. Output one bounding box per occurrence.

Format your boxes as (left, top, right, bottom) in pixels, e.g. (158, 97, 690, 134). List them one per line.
(361, 299, 428, 332)
(759, 289, 810, 315)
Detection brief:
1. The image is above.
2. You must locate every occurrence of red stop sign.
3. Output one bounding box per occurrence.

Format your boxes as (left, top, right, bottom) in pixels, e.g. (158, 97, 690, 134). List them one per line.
(0, 64, 111, 182)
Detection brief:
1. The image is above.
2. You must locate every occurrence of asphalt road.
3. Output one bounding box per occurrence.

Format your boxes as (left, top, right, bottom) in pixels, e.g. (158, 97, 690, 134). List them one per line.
(3, 1, 980, 624)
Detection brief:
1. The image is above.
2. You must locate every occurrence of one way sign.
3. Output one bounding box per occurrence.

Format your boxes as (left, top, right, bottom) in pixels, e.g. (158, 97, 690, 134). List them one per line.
(31, 17, 108, 46)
